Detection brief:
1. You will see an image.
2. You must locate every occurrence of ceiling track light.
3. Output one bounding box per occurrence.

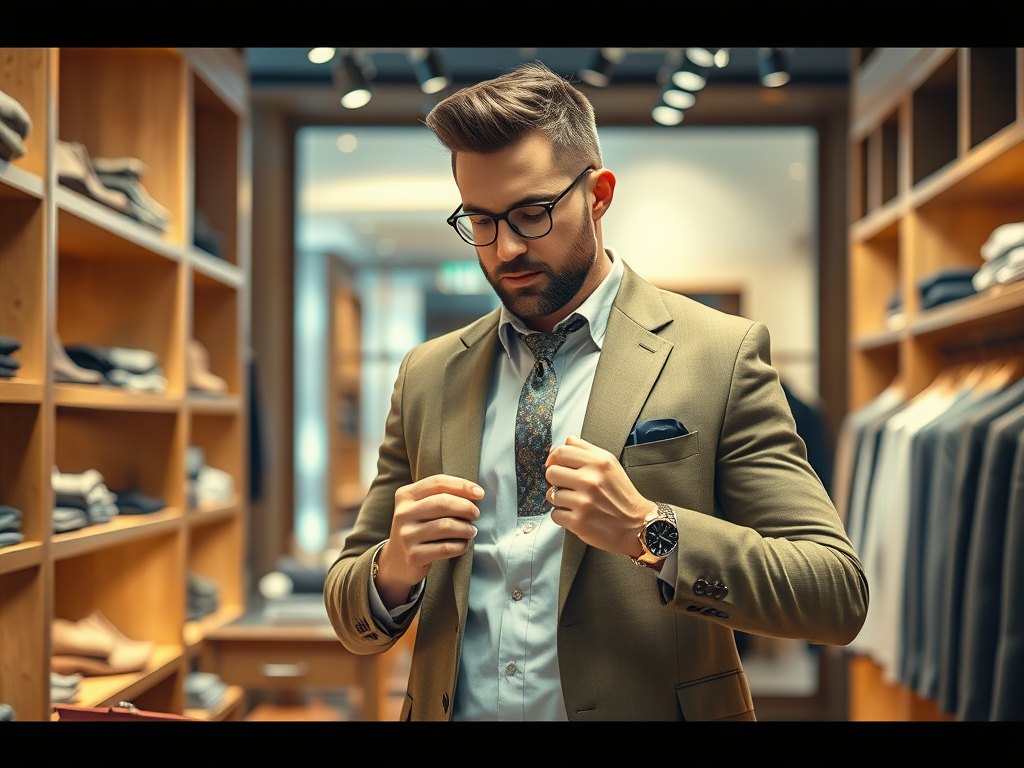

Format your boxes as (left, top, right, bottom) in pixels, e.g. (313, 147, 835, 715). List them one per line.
(686, 48, 716, 68)
(651, 103, 685, 127)
(333, 50, 375, 109)
(579, 48, 626, 88)
(409, 48, 450, 95)
(307, 47, 337, 65)
(759, 48, 791, 88)
(669, 51, 709, 93)
(714, 48, 730, 68)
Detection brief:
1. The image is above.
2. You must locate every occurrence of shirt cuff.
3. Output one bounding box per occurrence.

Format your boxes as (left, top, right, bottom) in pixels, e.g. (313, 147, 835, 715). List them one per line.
(367, 540, 425, 631)
(658, 550, 677, 601)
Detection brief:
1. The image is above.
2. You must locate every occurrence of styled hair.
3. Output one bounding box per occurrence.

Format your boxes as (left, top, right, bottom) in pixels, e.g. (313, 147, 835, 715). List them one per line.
(424, 61, 603, 177)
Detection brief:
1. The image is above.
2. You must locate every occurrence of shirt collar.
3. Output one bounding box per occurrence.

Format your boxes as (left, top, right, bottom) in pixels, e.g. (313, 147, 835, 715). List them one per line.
(498, 248, 624, 358)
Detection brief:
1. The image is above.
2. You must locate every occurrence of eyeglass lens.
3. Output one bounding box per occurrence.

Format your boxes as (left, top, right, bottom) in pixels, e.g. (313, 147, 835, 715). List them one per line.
(454, 206, 551, 246)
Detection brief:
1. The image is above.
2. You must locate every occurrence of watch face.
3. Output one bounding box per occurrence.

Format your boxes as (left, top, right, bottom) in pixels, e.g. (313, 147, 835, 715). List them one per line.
(645, 519, 678, 557)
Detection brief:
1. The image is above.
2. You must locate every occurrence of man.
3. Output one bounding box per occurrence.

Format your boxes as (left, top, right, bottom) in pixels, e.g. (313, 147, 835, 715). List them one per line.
(325, 62, 868, 721)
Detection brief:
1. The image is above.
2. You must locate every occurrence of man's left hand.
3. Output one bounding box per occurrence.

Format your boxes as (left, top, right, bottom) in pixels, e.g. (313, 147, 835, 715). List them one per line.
(544, 435, 651, 558)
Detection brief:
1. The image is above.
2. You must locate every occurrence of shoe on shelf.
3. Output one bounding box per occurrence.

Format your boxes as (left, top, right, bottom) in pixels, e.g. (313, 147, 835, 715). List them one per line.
(55, 140, 131, 214)
(188, 339, 228, 395)
(53, 335, 104, 385)
(52, 618, 114, 659)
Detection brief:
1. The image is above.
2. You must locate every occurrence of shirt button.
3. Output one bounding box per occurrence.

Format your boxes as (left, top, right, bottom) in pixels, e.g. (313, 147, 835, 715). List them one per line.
(512, 588, 524, 601)
(522, 522, 535, 533)
(505, 661, 517, 676)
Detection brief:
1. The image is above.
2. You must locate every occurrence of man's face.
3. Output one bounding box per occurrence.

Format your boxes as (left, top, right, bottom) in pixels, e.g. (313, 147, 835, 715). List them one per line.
(454, 132, 599, 329)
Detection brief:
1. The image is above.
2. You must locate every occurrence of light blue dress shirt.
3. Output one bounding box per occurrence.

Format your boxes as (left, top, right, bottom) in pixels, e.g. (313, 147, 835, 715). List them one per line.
(369, 250, 675, 720)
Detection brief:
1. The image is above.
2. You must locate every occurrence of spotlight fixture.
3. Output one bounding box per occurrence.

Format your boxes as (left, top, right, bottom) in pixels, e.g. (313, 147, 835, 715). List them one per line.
(651, 104, 684, 127)
(685, 48, 715, 68)
(714, 48, 730, 68)
(579, 48, 625, 88)
(661, 84, 696, 111)
(307, 47, 336, 65)
(759, 48, 791, 88)
(670, 57, 708, 92)
(333, 50, 375, 109)
(409, 48, 450, 95)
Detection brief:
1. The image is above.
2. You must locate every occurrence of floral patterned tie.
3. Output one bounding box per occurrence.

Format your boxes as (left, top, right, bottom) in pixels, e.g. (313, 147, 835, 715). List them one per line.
(514, 315, 587, 517)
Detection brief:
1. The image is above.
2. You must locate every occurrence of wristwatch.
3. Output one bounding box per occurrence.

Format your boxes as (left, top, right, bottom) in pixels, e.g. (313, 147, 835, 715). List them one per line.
(630, 502, 678, 568)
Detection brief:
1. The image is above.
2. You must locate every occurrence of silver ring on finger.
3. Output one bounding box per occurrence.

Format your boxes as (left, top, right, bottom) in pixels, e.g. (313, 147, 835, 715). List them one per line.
(547, 485, 559, 507)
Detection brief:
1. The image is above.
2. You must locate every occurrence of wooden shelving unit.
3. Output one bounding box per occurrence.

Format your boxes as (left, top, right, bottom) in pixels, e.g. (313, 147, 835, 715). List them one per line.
(847, 47, 1024, 720)
(0, 47, 250, 720)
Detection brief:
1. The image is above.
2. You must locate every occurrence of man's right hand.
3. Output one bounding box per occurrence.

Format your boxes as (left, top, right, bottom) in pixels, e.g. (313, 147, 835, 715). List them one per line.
(375, 474, 483, 611)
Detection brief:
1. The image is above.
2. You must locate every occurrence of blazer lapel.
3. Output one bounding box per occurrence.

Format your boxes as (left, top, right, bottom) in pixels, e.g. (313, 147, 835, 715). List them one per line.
(559, 263, 674, 616)
(441, 309, 500, 630)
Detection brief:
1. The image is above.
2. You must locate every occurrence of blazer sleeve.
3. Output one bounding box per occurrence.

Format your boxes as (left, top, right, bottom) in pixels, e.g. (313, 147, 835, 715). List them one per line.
(666, 321, 869, 645)
(324, 350, 420, 654)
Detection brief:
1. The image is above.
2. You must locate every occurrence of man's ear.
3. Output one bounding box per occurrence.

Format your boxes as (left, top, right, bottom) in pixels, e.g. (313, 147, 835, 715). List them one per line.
(590, 168, 616, 221)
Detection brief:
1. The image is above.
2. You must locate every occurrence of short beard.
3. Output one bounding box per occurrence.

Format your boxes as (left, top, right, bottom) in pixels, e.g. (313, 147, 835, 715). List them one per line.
(480, 202, 597, 322)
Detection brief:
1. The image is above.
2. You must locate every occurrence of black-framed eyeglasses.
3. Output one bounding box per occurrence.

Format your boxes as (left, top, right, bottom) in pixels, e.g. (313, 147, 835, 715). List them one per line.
(446, 167, 593, 247)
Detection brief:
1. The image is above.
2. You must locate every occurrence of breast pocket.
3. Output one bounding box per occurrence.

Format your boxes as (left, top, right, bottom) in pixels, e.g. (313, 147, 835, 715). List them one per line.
(622, 431, 699, 468)
(622, 432, 701, 510)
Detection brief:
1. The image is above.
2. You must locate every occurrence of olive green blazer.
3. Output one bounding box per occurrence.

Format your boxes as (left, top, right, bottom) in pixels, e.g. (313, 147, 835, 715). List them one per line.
(325, 261, 868, 721)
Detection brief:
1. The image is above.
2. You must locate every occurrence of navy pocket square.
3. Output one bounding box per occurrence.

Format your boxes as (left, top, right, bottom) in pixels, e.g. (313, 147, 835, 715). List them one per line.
(626, 418, 688, 446)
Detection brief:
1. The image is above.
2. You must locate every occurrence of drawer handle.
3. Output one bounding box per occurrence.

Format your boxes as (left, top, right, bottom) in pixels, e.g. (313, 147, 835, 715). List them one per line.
(261, 662, 309, 678)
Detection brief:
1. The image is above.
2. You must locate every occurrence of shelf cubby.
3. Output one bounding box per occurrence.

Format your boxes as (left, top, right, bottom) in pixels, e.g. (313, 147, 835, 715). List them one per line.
(850, 221, 901, 338)
(57, 48, 186, 249)
(56, 251, 184, 395)
(54, 532, 184, 646)
(192, 70, 240, 266)
(192, 276, 240, 397)
(54, 407, 184, 512)
(912, 51, 960, 187)
(187, 516, 244, 642)
(968, 47, 1018, 150)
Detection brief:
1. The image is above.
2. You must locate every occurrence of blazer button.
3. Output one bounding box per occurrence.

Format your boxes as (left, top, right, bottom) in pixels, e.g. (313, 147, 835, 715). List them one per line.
(442, 692, 449, 713)
(693, 578, 708, 596)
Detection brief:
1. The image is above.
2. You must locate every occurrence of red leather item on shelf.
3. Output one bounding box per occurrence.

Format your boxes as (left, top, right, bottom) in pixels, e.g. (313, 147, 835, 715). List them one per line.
(55, 704, 199, 721)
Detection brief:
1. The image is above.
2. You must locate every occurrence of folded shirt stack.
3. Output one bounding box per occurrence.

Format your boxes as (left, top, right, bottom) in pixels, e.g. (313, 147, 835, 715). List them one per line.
(916, 266, 979, 311)
(55, 140, 170, 232)
(50, 672, 83, 705)
(111, 488, 165, 516)
(51, 611, 155, 677)
(185, 671, 228, 712)
(974, 222, 1024, 291)
(0, 88, 31, 162)
(0, 334, 22, 379)
(187, 571, 220, 621)
(187, 446, 235, 509)
(52, 467, 119, 530)
(64, 343, 167, 394)
(0, 504, 25, 549)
